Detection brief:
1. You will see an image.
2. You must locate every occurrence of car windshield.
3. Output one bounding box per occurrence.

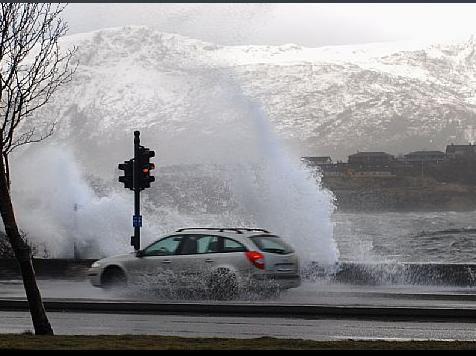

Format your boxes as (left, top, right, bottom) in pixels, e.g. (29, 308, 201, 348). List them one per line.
(249, 235, 294, 254)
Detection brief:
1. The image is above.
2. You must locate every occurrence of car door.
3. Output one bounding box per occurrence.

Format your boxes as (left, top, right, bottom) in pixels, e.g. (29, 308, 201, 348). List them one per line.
(124, 235, 184, 287)
(194, 234, 220, 275)
(211, 237, 250, 275)
(167, 234, 219, 288)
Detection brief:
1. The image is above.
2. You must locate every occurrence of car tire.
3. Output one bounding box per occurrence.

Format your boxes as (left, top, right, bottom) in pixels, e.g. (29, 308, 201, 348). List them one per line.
(101, 267, 127, 290)
(208, 269, 239, 300)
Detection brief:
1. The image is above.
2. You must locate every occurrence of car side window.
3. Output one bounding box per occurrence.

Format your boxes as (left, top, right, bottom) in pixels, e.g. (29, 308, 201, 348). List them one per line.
(143, 236, 182, 256)
(223, 238, 247, 253)
(178, 236, 199, 255)
(196, 235, 219, 254)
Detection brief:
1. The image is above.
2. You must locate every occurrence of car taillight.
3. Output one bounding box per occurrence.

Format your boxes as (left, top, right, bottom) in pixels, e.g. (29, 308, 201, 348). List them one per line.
(245, 251, 265, 270)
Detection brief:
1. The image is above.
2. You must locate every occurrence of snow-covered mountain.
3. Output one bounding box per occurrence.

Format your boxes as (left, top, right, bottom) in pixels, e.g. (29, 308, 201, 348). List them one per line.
(42, 26, 476, 165)
(14, 25, 476, 261)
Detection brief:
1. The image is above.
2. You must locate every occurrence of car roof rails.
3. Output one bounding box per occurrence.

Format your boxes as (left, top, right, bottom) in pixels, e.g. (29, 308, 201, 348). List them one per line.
(237, 228, 270, 233)
(175, 227, 270, 234)
(176, 228, 244, 234)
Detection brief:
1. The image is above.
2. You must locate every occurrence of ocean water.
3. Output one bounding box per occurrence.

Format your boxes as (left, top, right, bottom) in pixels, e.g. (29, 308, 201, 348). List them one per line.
(333, 210, 476, 263)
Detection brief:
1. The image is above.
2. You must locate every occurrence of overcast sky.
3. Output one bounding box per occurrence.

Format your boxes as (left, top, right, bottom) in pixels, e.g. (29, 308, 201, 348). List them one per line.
(63, 3, 476, 47)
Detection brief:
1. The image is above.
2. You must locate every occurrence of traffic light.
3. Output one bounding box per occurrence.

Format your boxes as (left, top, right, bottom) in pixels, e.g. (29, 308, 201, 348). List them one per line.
(119, 131, 155, 252)
(137, 145, 155, 190)
(118, 159, 133, 190)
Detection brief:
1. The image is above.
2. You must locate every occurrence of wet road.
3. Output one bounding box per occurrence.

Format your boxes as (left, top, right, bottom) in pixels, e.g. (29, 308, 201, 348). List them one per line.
(1, 278, 476, 340)
(2, 279, 476, 308)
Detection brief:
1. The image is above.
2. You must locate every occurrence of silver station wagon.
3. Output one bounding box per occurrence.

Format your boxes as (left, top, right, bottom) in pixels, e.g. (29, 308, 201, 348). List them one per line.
(88, 227, 301, 299)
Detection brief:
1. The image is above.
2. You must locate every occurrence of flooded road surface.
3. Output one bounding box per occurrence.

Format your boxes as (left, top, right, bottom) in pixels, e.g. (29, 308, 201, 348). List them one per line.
(2, 278, 476, 309)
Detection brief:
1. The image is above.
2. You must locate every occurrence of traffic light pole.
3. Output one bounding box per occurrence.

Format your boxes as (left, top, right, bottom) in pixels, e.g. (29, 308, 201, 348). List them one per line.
(133, 130, 141, 250)
(119, 130, 154, 251)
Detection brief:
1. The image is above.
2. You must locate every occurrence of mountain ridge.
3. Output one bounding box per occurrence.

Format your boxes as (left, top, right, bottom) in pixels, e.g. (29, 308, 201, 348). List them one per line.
(41, 26, 476, 165)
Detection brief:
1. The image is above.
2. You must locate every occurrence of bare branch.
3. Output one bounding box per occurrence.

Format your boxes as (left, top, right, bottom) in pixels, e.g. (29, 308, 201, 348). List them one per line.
(0, 3, 77, 156)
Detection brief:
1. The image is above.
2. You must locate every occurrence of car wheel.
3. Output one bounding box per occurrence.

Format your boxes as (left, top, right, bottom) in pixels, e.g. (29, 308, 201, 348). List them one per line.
(208, 269, 239, 300)
(101, 267, 127, 290)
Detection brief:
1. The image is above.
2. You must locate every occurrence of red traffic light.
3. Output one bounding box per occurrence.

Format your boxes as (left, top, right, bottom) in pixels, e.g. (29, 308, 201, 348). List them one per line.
(142, 163, 155, 173)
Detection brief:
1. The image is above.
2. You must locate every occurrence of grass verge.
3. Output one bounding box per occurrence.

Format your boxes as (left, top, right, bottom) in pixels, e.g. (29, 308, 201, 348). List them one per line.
(0, 335, 476, 349)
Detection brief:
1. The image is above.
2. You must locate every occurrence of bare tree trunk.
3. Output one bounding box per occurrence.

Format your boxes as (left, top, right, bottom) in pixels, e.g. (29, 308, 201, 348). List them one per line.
(0, 155, 53, 335)
(0, 4, 76, 335)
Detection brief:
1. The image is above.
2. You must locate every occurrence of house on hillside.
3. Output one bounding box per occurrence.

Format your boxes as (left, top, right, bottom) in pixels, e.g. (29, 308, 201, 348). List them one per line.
(348, 152, 394, 168)
(446, 144, 476, 159)
(404, 151, 446, 164)
(301, 156, 347, 176)
(301, 156, 334, 170)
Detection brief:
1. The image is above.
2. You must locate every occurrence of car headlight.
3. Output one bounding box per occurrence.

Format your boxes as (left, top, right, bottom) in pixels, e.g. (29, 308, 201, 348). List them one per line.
(91, 261, 101, 268)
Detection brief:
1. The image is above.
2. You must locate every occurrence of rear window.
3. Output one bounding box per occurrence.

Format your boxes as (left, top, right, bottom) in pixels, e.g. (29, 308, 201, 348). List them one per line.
(249, 235, 294, 254)
(223, 238, 247, 253)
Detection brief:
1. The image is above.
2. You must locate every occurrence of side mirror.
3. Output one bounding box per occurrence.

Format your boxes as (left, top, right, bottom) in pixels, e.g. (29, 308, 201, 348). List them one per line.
(136, 250, 145, 258)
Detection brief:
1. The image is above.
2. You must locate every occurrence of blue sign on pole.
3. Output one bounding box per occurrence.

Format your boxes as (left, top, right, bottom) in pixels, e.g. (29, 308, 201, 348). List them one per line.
(133, 215, 142, 228)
